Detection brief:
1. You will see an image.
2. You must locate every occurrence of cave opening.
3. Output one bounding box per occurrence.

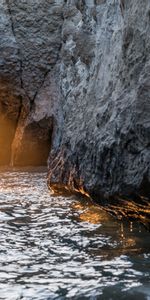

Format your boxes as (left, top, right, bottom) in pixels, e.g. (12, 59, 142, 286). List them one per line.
(0, 116, 17, 166)
(0, 79, 53, 167)
(11, 117, 53, 167)
(0, 111, 53, 167)
(0, 88, 21, 166)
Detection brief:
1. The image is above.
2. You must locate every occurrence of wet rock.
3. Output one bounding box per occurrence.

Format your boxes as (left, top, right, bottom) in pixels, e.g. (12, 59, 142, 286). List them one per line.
(48, 0, 150, 201)
(0, 0, 150, 201)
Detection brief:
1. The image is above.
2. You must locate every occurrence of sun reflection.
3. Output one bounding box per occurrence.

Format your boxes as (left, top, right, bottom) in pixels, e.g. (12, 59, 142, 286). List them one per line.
(120, 223, 125, 239)
(71, 200, 144, 259)
(74, 186, 90, 198)
(104, 196, 150, 230)
(72, 200, 110, 225)
(79, 209, 98, 224)
(119, 222, 138, 250)
(130, 222, 133, 232)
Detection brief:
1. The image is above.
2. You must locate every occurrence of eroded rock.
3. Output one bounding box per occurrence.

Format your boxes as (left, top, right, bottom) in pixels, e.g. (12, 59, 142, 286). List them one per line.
(48, 0, 150, 201)
(0, 0, 64, 165)
(0, 0, 149, 203)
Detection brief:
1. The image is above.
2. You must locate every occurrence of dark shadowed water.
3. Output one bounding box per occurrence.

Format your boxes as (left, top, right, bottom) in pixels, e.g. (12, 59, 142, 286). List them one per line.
(0, 169, 150, 300)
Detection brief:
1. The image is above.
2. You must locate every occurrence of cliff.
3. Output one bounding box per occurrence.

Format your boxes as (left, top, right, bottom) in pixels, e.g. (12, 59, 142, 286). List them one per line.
(48, 0, 150, 202)
(0, 1, 150, 206)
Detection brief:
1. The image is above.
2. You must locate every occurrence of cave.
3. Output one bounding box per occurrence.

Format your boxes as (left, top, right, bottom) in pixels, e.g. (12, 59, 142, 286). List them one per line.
(0, 116, 17, 165)
(0, 89, 53, 167)
(12, 117, 53, 167)
(0, 82, 21, 166)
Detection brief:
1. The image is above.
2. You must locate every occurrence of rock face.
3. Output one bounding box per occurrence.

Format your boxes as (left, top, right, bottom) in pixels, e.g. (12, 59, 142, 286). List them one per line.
(0, 1, 150, 201)
(48, 0, 150, 201)
(0, 0, 63, 165)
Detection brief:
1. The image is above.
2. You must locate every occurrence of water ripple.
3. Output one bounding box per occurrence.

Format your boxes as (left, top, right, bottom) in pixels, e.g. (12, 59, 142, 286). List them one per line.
(0, 168, 149, 299)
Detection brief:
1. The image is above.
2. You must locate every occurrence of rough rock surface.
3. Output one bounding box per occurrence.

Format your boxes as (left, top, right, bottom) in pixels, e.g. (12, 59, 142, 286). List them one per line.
(0, 0, 150, 202)
(48, 0, 150, 201)
(0, 0, 63, 165)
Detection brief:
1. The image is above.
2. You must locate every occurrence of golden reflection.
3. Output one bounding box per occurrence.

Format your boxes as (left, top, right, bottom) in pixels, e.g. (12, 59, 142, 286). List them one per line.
(49, 173, 150, 229)
(79, 207, 109, 224)
(120, 222, 125, 239)
(74, 186, 90, 198)
(104, 196, 150, 230)
(130, 222, 133, 232)
(119, 222, 137, 250)
(50, 180, 91, 199)
(72, 202, 142, 259)
(72, 201, 110, 224)
(72, 202, 85, 210)
(0, 116, 16, 165)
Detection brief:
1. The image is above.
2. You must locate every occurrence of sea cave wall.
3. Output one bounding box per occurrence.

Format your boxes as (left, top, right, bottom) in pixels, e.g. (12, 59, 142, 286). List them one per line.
(0, 0, 150, 200)
(0, 0, 63, 165)
(48, 0, 150, 200)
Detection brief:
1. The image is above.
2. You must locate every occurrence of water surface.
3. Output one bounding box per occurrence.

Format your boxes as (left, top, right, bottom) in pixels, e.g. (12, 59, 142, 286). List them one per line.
(0, 169, 150, 299)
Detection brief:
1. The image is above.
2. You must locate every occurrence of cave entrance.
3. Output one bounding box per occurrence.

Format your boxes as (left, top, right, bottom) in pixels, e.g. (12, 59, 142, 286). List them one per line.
(11, 117, 53, 167)
(0, 116, 17, 166)
(0, 109, 53, 167)
(0, 78, 22, 166)
(0, 80, 52, 167)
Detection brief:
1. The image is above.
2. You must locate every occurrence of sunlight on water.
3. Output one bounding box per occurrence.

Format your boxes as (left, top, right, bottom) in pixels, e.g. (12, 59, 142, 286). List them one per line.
(0, 168, 150, 300)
